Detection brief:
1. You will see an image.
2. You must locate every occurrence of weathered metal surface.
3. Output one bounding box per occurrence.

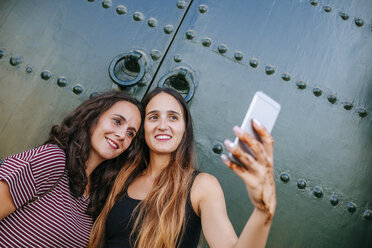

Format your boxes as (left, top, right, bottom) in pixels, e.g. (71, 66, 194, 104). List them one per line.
(0, 0, 190, 156)
(1, 0, 371, 247)
(150, 0, 372, 247)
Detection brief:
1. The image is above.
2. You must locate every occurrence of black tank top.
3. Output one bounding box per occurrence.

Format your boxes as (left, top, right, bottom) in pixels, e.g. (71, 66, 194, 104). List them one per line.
(105, 171, 201, 248)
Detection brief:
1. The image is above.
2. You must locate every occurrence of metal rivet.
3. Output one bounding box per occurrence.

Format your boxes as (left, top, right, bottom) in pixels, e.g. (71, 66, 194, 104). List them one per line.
(41, 70, 52, 80)
(280, 172, 290, 183)
(90, 92, 99, 99)
(26, 66, 33, 73)
(10, 55, 23, 66)
(198, 4, 208, 14)
(296, 80, 306, 89)
(234, 51, 243, 61)
(147, 17, 157, 27)
(323, 6, 332, 13)
(102, 0, 112, 9)
(309, 0, 318, 6)
(313, 87, 322, 96)
(356, 107, 368, 118)
(313, 186, 323, 198)
(339, 12, 349, 20)
(342, 101, 353, 110)
(330, 194, 339, 206)
(249, 58, 259, 68)
(164, 24, 174, 34)
(73, 85, 84, 95)
(133, 12, 144, 21)
(281, 73, 291, 81)
(217, 44, 228, 54)
(57, 77, 67, 87)
(0, 50, 5, 59)
(355, 18, 364, 27)
(173, 54, 182, 63)
(297, 179, 306, 189)
(150, 49, 162, 61)
(327, 94, 337, 104)
(201, 37, 212, 47)
(212, 144, 223, 154)
(347, 202, 357, 213)
(364, 210, 372, 220)
(185, 30, 196, 40)
(176, 0, 187, 9)
(265, 65, 275, 75)
(116, 5, 127, 15)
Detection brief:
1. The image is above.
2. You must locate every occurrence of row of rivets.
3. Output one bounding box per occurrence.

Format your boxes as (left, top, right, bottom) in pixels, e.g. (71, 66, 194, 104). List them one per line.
(280, 172, 371, 219)
(184, 32, 369, 118)
(87, 1, 186, 35)
(2, 52, 86, 95)
(308, 0, 370, 30)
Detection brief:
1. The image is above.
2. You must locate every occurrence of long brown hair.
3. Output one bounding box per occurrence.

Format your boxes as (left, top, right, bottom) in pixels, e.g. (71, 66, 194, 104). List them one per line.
(44, 91, 144, 219)
(88, 88, 196, 248)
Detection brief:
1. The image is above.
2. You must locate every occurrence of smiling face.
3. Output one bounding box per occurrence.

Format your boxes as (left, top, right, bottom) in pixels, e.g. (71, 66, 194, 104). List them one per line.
(89, 100, 141, 165)
(144, 92, 186, 156)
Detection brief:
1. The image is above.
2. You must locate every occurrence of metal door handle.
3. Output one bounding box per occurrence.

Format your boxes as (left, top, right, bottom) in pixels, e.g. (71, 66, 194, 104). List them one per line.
(109, 50, 146, 87)
(158, 67, 196, 102)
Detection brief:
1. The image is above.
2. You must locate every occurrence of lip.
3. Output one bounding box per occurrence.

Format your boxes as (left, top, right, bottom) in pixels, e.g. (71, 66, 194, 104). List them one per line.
(105, 137, 119, 149)
(154, 134, 172, 141)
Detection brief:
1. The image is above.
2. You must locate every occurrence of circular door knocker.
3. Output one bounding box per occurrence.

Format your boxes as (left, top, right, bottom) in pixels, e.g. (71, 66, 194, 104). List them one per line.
(109, 50, 147, 87)
(158, 66, 196, 102)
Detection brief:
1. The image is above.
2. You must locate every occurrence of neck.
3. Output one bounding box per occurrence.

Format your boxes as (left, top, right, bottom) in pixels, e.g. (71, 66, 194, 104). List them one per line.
(145, 152, 171, 178)
(85, 151, 104, 178)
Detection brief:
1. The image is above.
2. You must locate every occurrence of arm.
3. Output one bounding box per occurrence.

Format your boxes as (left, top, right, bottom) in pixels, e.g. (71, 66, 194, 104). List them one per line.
(0, 180, 16, 220)
(195, 120, 276, 248)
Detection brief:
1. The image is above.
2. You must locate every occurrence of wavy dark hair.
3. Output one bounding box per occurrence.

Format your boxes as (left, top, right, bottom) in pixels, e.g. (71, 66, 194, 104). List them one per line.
(88, 87, 196, 248)
(44, 91, 144, 219)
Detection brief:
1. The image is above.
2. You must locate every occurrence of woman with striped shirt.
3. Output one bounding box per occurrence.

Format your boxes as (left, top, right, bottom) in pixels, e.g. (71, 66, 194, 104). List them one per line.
(0, 91, 143, 247)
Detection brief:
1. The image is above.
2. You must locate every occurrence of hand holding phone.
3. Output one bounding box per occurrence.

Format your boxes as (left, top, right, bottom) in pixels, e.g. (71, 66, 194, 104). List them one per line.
(229, 91, 281, 168)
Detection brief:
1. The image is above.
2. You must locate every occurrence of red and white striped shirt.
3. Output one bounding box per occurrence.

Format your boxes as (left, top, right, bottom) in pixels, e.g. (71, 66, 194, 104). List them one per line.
(0, 144, 92, 247)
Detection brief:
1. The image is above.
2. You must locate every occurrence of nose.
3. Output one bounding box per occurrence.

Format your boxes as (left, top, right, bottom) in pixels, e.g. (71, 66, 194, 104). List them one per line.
(115, 127, 127, 139)
(157, 117, 168, 130)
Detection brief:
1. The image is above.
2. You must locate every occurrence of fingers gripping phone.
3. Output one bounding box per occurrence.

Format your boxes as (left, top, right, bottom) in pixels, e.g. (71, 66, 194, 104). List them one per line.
(229, 91, 281, 168)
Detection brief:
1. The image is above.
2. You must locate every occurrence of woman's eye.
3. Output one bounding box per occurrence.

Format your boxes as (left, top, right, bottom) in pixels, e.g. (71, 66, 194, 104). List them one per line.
(127, 131, 134, 138)
(149, 115, 158, 120)
(113, 118, 121, 125)
(170, 115, 178, 120)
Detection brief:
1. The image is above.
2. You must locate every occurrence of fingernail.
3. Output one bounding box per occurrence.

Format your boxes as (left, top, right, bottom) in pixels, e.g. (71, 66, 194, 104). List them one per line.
(252, 118, 261, 127)
(221, 154, 229, 162)
(233, 126, 243, 135)
(224, 139, 234, 149)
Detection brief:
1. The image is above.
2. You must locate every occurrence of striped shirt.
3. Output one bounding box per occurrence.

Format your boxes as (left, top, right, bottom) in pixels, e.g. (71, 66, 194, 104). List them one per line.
(0, 144, 92, 248)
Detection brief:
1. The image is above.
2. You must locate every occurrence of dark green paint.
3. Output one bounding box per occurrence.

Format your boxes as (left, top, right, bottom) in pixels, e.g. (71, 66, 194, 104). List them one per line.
(1, 0, 372, 247)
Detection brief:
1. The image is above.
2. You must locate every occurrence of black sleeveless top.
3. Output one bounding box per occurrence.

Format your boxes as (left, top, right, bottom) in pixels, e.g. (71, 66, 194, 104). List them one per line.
(105, 171, 202, 248)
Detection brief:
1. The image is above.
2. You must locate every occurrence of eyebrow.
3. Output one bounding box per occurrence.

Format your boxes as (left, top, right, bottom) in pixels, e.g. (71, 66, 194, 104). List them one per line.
(113, 114, 138, 134)
(146, 110, 181, 116)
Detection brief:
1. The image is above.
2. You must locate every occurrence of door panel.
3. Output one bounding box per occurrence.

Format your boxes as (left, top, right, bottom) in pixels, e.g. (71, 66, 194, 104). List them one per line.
(0, 0, 190, 156)
(149, 0, 372, 247)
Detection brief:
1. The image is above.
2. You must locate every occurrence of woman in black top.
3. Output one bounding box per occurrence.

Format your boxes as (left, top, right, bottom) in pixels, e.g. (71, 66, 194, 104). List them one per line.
(89, 88, 277, 248)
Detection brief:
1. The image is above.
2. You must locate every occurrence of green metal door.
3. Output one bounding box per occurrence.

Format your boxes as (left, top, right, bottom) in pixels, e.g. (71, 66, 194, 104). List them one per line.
(149, 0, 372, 247)
(1, 0, 371, 247)
(0, 0, 190, 155)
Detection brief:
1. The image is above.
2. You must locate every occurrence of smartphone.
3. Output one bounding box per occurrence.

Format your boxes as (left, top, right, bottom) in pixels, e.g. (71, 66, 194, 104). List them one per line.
(229, 91, 281, 168)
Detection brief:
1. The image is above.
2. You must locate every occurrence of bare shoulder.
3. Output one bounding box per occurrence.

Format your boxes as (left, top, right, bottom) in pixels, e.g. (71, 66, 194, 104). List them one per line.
(191, 172, 224, 215)
(193, 172, 221, 190)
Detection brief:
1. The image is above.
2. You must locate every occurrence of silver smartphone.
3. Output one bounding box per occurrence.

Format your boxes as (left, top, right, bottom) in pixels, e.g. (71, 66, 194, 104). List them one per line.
(229, 91, 281, 168)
